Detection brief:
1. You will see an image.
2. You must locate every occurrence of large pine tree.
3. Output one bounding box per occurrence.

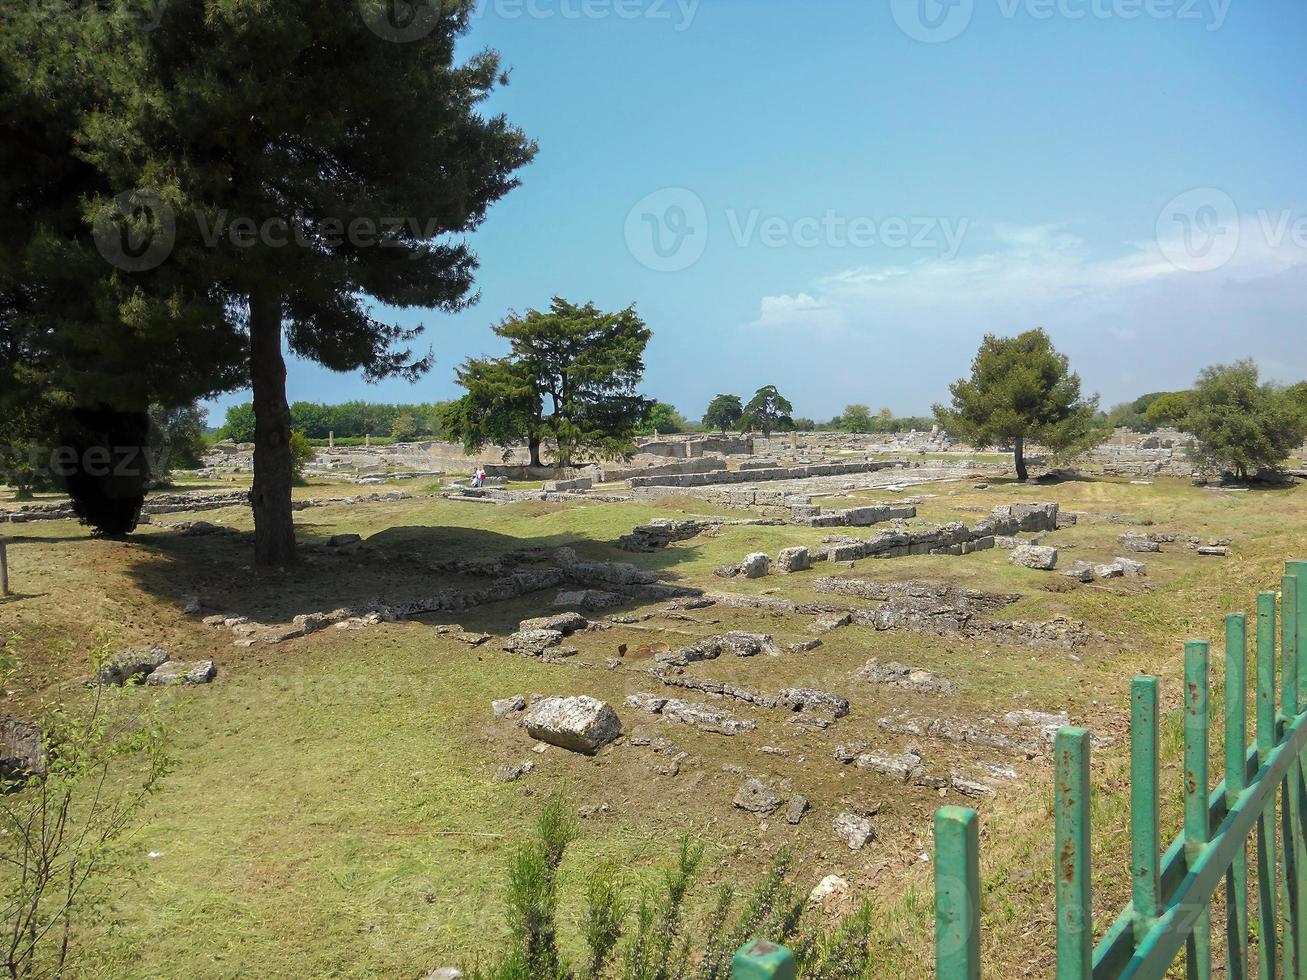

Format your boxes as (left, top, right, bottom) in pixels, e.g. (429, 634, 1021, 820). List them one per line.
(443, 299, 653, 468)
(8, 1, 535, 562)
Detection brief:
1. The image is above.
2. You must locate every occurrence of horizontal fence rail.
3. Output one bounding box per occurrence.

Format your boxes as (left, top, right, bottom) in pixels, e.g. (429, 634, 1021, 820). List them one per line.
(929, 559, 1307, 979)
(729, 561, 1307, 979)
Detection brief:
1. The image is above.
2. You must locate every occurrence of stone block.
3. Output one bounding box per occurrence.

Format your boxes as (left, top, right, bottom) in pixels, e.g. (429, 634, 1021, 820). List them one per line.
(1009, 545, 1058, 570)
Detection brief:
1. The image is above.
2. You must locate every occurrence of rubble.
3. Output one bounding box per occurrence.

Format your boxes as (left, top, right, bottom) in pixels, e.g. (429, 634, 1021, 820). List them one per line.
(855, 659, 958, 695)
(146, 660, 216, 686)
(733, 778, 783, 814)
(833, 813, 875, 850)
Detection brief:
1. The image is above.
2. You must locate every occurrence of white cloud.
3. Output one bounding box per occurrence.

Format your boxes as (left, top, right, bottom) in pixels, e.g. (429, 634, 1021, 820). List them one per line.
(747, 292, 847, 333)
(734, 216, 1307, 413)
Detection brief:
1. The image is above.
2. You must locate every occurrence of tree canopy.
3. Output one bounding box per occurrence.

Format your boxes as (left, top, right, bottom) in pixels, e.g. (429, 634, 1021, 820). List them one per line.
(702, 395, 744, 434)
(836, 405, 874, 433)
(441, 299, 653, 467)
(934, 328, 1102, 481)
(741, 386, 794, 438)
(220, 401, 451, 443)
(6, 1, 535, 562)
(637, 403, 687, 437)
(1184, 361, 1305, 480)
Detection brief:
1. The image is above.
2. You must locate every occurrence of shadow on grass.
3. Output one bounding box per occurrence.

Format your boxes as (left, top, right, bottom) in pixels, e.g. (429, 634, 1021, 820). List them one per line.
(120, 521, 706, 631)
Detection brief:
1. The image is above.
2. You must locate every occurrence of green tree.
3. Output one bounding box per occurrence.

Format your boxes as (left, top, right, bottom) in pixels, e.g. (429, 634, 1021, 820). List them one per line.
(445, 299, 652, 468)
(702, 394, 744, 434)
(934, 329, 1102, 481)
(390, 413, 420, 443)
(1103, 392, 1171, 432)
(837, 404, 874, 433)
(1184, 361, 1306, 480)
(741, 386, 793, 438)
(0, 7, 241, 532)
(219, 404, 257, 443)
(638, 402, 687, 436)
(440, 357, 548, 466)
(1288, 382, 1307, 421)
(288, 430, 315, 486)
(1143, 390, 1193, 429)
(65, 1, 534, 564)
(148, 402, 208, 478)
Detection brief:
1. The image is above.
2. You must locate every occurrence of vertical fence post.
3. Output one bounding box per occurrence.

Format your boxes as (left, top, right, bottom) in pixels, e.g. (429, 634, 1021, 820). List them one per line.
(1055, 728, 1092, 980)
(1255, 592, 1279, 980)
(0, 538, 8, 597)
(1132, 677, 1161, 947)
(1225, 614, 1249, 980)
(1184, 640, 1212, 980)
(1283, 570, 1307, 972)
(935, 806, 981, 980)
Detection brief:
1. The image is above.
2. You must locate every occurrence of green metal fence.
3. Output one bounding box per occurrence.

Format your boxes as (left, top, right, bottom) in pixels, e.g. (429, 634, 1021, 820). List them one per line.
(728, 561, 1307, 979)
(934, 559, 1307, 979)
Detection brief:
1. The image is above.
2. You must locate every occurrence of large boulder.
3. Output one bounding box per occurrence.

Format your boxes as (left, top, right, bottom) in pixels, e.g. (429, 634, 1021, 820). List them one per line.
(524, 696, 622, 754)
(1009, 545, 1058, 571)
(98, 647, 170, 686)
(741, 553, 770, 579)
(776, 546, 811, 574)
(503, 629, 564, 657)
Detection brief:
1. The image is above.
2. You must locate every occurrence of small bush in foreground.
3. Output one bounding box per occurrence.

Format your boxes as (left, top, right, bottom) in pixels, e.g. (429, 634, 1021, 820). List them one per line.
(0, 636, 171, 978)
(466, 797, 877, 980)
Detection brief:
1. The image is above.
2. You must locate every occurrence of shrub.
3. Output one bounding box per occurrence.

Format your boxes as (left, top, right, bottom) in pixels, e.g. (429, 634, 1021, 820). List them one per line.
(1185, 360, 1306, 480)
(0, 635, 171, 978)
(466, 797, 876, 980)
(289, 429, 314, 485)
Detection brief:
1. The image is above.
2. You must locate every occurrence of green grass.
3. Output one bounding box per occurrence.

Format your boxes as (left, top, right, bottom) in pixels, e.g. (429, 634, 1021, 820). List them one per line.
(2, 473, 1305, 977)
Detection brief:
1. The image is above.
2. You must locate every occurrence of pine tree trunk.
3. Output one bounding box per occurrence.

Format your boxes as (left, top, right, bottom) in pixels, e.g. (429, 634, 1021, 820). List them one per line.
(249, 289, 297, 567)
(528, 435, 542, 468)
(1014, 435, 1028, 483)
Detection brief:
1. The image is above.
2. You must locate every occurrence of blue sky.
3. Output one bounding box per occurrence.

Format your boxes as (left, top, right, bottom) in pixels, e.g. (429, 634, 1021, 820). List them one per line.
(208, 0, 1307, 426)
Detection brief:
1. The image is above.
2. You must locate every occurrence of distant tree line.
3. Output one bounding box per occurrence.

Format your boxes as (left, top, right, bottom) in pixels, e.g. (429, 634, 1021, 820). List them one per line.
(218, 401, 452, 443)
